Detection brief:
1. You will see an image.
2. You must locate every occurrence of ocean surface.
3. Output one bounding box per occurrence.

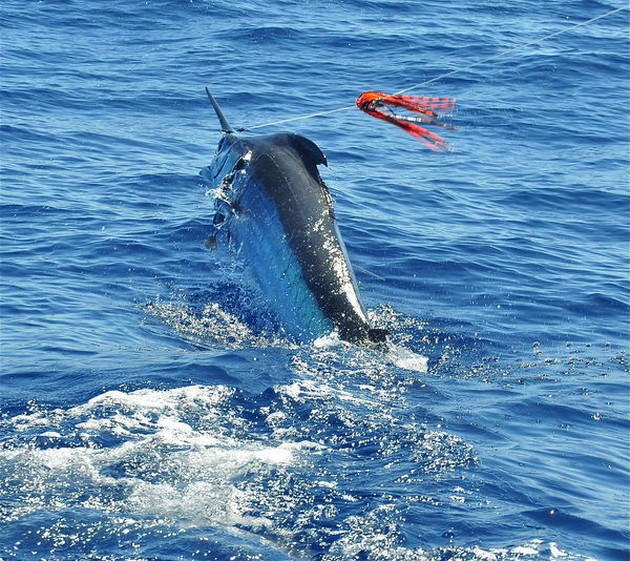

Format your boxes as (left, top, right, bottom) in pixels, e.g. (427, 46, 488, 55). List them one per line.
(1, 1, 629, 560)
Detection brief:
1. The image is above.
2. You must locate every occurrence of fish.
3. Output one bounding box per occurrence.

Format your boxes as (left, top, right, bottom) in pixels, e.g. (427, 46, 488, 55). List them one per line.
(200, 89, 388, 345)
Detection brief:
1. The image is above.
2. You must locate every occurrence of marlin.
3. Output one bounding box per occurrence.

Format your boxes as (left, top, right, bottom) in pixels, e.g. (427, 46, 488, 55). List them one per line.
(201, 89, 388, 345)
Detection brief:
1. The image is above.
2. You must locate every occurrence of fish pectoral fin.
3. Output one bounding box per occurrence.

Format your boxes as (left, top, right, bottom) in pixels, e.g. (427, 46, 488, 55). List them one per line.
(206, 210, 230, 250)
(205, 234, 218, 250)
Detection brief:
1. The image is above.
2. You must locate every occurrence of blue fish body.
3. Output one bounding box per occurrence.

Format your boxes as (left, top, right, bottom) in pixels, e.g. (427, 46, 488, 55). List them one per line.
(201, 93, 387, 344)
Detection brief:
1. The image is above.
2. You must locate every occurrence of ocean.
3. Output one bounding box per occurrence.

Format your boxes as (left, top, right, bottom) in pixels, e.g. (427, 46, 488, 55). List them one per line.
(1, 1, 628, 560)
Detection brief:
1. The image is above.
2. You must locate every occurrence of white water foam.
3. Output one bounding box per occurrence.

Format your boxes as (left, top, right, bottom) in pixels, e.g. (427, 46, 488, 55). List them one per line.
(0, 385, 314, 532)
(386, 343, 429, 372)
(1, 381, 591, 561)
(145, 299, 291, 349)
(322, 506, 598, 561)
(313, 330, 429, 373)
(147, 298, 430, 376)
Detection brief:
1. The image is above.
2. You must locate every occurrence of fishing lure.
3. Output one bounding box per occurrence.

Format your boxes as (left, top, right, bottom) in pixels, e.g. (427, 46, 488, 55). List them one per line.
(356, 91, 456, 152)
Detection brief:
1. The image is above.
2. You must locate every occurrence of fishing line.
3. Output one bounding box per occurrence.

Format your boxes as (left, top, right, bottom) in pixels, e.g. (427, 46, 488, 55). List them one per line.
(245, 105, 354, 130)
(242, 4, 628, 131)
(394, 4, 629, 96)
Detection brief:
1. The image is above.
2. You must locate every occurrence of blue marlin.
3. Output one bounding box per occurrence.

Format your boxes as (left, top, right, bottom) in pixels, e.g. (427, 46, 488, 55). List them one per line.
(201, 89, 388, 345)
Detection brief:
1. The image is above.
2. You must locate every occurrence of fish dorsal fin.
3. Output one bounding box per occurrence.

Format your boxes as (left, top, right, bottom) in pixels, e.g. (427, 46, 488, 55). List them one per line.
(205, 87, 234, 134)
(286, 133, 328, 167)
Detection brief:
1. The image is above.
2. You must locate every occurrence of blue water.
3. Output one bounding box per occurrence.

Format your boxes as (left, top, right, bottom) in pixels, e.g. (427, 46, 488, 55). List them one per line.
(1, 1, 629, 560)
